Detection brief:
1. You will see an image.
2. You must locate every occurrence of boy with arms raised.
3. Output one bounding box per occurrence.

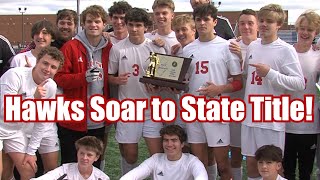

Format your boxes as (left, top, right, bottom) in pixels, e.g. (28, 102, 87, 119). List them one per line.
(242, 4, 305, 180)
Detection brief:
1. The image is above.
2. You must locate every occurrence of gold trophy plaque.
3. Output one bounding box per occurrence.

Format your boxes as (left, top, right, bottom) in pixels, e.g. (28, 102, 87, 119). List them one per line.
(139, 52, 191, 91)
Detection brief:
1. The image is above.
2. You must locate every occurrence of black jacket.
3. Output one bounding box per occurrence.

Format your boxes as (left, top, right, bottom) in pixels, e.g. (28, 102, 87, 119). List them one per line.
(0, 35, 15, 76)
(196, 16, 235, 40)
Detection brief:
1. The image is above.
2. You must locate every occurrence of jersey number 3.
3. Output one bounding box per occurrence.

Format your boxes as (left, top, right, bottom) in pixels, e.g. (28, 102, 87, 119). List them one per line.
(132, 64, 139, 76)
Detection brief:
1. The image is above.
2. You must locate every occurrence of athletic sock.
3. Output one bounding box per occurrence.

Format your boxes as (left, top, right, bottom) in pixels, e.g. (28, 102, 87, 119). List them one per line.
(100, 159, 105, 171)
(121, 156, 137, 175)
(207, 164, 217, 180)
(231, 167, 242, 180)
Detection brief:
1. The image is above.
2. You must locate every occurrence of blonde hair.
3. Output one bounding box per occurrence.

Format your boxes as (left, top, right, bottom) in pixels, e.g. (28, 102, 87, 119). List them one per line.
(152, 0, 175, 11)
(295, 10, 320, 34)
(258, 4, 286, 26)
(172, 14, 195, 30)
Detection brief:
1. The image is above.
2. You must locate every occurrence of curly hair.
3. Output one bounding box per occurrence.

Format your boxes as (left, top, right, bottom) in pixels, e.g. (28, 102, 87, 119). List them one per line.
(37, 46, 64, 69)
(108, 1, 132, 17)
(125, 8, 152, 27)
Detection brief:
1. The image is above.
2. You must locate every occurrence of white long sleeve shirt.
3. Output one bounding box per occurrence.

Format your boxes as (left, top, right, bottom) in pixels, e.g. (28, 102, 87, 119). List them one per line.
(0, 67, 57, 155)
(286, 47, 320, 134)
(243, 38, 305, 131)
(120, 153, 208, 180)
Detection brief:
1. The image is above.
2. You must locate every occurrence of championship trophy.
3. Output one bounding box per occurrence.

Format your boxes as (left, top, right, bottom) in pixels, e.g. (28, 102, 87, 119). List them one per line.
(139, 52, 192, 91)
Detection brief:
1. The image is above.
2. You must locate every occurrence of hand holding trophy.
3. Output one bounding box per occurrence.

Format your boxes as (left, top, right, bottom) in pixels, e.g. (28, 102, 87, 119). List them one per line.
(139, 52, 192, 91)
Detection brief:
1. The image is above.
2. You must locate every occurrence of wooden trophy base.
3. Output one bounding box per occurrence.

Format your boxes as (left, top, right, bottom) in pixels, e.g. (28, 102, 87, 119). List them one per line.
(139, 76, 188, 91)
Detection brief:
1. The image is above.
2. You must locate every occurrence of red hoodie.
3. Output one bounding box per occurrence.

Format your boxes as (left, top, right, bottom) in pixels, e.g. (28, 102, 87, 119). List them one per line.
(54, 39, 112, 132)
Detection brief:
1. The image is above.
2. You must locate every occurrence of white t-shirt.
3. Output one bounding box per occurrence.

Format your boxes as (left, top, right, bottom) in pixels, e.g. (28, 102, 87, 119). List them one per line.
(286, 47, 320, 134)
(145, 31, 179, 55)
(120, 153, 208, 180)
(259, 174, 287, 180)
(183, 36, 242, 96)
(31, 163, 110, 180)
(109, 32, 128, 44)
(0, 67, 57, 154)
(10, 50, 36, 67)
(243, 38, 305, 131)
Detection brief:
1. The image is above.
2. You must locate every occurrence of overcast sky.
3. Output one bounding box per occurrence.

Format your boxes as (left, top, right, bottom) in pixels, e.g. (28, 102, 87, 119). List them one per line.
(0, 0, 319, 23)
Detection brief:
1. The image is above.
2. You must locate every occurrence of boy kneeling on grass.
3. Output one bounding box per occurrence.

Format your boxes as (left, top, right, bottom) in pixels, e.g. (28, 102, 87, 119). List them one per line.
(255, 145, 287, 180)
(32, 136, 110, 180)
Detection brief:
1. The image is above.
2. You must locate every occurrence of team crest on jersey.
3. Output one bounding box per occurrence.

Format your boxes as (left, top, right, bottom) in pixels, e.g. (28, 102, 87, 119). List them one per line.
(248, 55, 252, 59)
(121, 55, 128, 61)
(189, 54, 194, 58)
(78, 56, 83, 62)
(157, 171, 164, 176)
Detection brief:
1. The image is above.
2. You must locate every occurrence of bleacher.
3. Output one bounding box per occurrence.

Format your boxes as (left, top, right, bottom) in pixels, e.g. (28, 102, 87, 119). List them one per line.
(277, 30, 320, 45)
(277, 30, 297, 45)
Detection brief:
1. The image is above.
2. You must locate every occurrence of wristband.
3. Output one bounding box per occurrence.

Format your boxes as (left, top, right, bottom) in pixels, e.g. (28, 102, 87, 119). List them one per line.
(231, 79, 242, 92)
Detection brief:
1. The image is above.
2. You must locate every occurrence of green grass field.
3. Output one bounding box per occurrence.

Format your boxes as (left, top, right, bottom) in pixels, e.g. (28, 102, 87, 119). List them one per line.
(104, 128, 318, 180)
(105, 128, 149, 180)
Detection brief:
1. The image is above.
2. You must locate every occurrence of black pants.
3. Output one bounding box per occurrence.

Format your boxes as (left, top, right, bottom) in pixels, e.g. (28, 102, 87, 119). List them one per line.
(57, 125, 105, 168)
(283, 133, 317, 180)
